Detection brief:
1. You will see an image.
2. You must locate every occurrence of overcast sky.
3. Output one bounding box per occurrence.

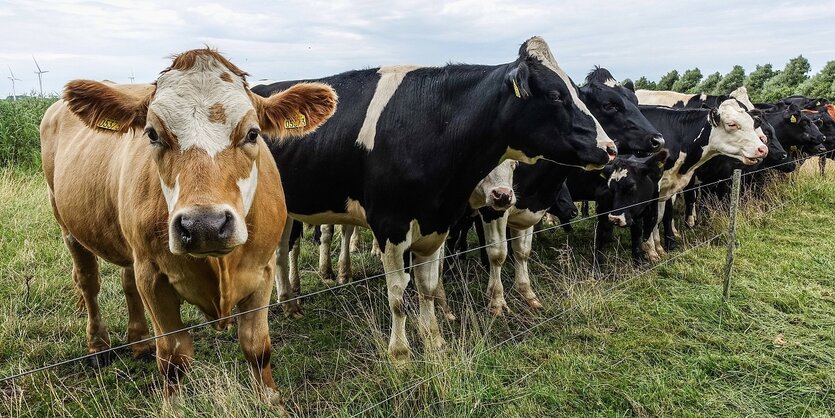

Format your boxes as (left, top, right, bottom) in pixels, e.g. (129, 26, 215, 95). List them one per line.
(2, 0, 834, 96)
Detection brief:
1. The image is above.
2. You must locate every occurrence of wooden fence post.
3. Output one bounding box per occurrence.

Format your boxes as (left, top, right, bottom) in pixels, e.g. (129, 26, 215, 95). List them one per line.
(722, 169, 742, 303)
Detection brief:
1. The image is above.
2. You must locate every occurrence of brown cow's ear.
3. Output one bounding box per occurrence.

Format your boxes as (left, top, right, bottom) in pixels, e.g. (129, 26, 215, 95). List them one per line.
(63, 80, 151, 133)
(255, 82, 338, 139)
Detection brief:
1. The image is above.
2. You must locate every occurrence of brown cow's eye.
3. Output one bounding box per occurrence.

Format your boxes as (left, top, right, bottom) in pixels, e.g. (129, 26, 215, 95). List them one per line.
(146, 127, 161, 146)
(245, 128, 260, 144)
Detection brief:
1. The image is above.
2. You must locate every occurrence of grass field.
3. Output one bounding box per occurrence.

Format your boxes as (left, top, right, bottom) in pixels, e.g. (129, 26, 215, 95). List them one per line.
(0, 98, 833, 416)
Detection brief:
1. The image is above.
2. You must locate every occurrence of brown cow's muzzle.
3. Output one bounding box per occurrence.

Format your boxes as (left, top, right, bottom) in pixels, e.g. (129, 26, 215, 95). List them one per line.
(170, 205, 248, 257)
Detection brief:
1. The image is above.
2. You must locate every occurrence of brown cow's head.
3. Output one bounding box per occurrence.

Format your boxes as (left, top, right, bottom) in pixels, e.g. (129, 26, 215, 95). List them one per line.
(63, 48, 337, 257)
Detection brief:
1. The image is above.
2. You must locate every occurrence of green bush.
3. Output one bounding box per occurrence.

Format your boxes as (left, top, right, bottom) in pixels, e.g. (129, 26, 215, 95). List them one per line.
(0, 97, 57, 171)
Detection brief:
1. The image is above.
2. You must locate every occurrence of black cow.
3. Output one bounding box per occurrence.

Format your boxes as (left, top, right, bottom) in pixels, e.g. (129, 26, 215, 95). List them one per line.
(469, 67, 664, 315)
(252, 37, 616, 360)
(592, 150, 668, 267)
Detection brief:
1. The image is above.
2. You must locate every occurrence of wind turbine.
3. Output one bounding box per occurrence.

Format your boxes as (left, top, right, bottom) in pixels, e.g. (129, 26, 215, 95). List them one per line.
(7, 67, 21, 101)
(128, 69, 135, 84)
(32, 56, 48, 96)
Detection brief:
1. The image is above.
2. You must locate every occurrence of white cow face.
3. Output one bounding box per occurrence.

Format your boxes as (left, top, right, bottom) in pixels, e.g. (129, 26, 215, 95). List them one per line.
(472, 160, 518, 210)
(709, 99, 769, 165)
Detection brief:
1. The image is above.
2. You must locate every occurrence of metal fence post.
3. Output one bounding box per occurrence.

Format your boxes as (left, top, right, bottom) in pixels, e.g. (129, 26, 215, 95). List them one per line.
(722, 169, 742, 303)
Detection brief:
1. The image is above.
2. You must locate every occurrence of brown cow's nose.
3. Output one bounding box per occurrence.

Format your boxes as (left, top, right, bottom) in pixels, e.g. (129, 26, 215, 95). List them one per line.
(174, 209, 235, 254)
(490, 187, 514, 208)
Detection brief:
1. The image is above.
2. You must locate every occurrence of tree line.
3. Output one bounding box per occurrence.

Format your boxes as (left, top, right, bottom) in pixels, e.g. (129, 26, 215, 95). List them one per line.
(628, 56, 835, 103)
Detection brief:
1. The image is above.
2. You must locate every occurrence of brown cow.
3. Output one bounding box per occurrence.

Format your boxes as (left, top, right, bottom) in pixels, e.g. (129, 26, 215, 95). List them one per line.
(40, 48, 337, 405)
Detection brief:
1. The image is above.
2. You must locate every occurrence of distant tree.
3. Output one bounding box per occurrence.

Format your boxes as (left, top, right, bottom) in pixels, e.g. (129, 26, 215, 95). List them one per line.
(657, 70, 680, 91)
(713, 65, 746, 95)
(760, 56, 811, 102)
(672, 68, 702, 93)
(745, 64, 778, 102)
(796, 61, 835, 99)
(696, 71, 722, 94)
(634, 76, 657, 90)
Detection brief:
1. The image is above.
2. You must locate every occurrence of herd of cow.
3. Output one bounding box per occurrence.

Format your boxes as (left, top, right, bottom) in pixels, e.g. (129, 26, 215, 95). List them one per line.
(37, 37, 833, 406)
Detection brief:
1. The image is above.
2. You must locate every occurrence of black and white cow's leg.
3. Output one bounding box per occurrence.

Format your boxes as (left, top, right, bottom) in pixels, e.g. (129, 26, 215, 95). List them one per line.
(643, 201, 665, 262)
(379, 235, 412, 362)
(317, 224, 336, 283)
(433, 245, 456, 321)
(580, 201, 590, 217)
(413, 246, 447, 351)
(669, 195, 681, 239)
(349, 226, 362, 253)
(593, 214, 614, 275)
(482, 212, 510, 316)
(288, 220, 303, 294)
(275, 220, 303, 318)
(630, 220, 646, 263)
(371, 236, 382, 258)
(683, 186, 697, 228)
(510, 226, 543, 310)
(662, 199, 677, 252)
(337, 224, 353, 284)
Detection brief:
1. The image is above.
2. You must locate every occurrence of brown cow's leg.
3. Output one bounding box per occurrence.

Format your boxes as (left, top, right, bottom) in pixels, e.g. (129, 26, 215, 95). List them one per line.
(237, 261, 284, 410)
(318, 225, 336, 283)
(275, 221, 303, 318)
(63, 233, 111, 367)
(135, 262, 193, 400)
(120, 267, 153, 360)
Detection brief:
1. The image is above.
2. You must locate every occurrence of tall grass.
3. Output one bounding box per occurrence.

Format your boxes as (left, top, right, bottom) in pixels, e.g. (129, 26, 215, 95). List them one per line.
(0, 97, 57, 171)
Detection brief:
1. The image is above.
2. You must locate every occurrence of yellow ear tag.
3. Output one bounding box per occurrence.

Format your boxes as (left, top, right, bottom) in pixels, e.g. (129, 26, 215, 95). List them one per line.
(284, 113, 307, 129)
(512, 79, 521, 98)
(96, 118, 120, 131)
(790, 115, 798, 124)
(816, 101, 821, 106)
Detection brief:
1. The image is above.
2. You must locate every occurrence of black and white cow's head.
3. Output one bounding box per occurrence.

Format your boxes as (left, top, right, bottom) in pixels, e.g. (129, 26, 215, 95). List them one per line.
(707, 99, 769, 165)
(580, 67, 664, 156)
(470, 159, 518, 210)
(550, 182, 578, 231)
(501, 37, 617, 170)
(599, 150, 668, 227)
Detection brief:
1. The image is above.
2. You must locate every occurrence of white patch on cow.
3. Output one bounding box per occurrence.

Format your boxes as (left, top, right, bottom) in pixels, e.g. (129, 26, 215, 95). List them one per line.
(635, 89, 694, 107)
(507, 206, 547, 231)
(699, 93, 707, 101)
(345, 198, 368, 223)
(709, 99, 765, 163)
(236, 161, 258, 216)
(150, 54, 253, 158)
(729, 87, 767, 141)
(608, 213, 626, 226)
(603, 78, 618, 88)
(356, 65, 423, 151)
(524, 37, 614, 150)
(160, 175, 181, 213)
(502, 147, 542, 164)
(607, 168, 628, 187)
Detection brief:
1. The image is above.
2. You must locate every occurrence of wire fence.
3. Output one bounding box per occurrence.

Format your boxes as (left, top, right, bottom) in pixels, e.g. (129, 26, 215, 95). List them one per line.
(0, 148, 830, 387)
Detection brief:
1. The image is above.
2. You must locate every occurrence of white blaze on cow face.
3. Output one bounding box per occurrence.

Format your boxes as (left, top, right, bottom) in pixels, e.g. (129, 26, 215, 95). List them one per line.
(470, 160, 518, 210)
(150, 55, 254, 158)
(524, 37, 616, 153)
(607, 168, 628, 187)
(160, 175, 181, 213)
(356, 65, 423, 151)
(709, 99, 768, 165)
(237, 161, 258, 217)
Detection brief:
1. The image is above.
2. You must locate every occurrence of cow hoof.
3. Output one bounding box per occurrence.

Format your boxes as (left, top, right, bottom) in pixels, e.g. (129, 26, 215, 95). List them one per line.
(487, 299, 509, 316)
(685, 216, 696, 228)
(282, 301, 304, 319)
(336, 275, 349, 285)
(525, 297, 543, 310)
(427, 335, 447, 351)
(388, 345, 411, 366)
(88, 350, 113, 369)
(262, 388, 288, 415)
(133, 345, 155, 362)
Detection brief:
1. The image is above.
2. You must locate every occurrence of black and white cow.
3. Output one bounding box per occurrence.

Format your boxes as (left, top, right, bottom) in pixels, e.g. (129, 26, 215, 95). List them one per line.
(591, 150, 668, 266)
(252, 37, 616, 360)
(639, 99, 768, 261)
(471, 67, 664, 315)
